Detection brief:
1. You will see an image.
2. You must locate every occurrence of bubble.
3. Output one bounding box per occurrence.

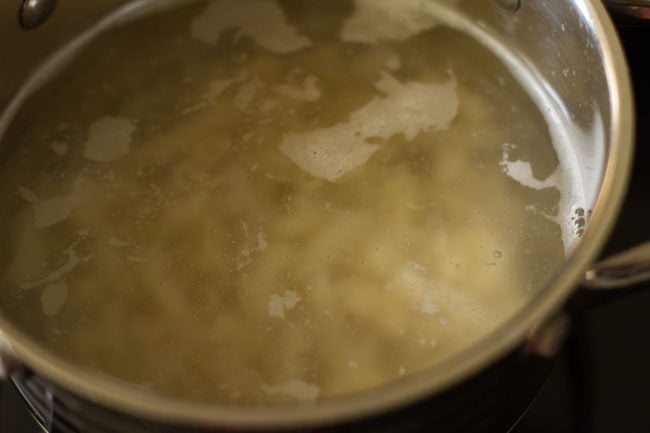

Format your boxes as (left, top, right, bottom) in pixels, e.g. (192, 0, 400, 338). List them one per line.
(493, 250, 502, 259)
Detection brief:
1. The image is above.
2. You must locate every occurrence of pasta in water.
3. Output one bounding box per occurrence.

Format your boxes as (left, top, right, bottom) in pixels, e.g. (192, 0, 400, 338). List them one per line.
(0, 0, 577, 404)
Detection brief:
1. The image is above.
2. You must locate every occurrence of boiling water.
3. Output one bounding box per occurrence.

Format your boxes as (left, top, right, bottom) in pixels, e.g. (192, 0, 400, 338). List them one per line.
(0, 0, 586, 405)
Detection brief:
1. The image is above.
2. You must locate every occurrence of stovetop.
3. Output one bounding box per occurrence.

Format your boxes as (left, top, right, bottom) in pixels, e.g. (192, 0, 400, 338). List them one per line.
(510, 23, 650, 433)
(2, 15, 649, 433)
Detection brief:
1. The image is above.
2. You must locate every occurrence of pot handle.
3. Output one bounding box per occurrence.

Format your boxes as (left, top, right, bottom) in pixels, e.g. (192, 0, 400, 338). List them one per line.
(603, 0, 650, 24)
(528, 243, 650, 357)
(569, 242, 650, 311)
(582, 242, 650, 290)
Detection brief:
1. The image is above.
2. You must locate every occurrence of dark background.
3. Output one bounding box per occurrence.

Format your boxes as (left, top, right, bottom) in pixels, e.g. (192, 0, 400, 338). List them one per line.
(512, 23, 650, 433)
(1, 12, 649, 433)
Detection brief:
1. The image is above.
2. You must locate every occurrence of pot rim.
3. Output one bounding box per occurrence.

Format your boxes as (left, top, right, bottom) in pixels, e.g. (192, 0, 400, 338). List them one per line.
(0, 0, 635, 429)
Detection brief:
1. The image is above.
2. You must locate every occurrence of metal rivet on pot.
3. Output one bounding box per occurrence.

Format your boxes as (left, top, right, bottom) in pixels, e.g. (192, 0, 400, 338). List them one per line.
(494, 0, 522, 13)
(19, 0, 58, 30)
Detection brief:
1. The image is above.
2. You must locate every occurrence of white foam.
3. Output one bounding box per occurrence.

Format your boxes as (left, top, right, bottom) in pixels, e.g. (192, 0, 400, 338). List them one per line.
(257, 232, 268, 252)
(108, 236, 129, 247)
(20, 247, 81, 290)
(236, 247, 252, 270)
(268, 290, 301, 320)
(207, 79, 235, 100)
(420, 292, 439, 316)
(279, 72, 457, 182)
(235, 78, 264, 111)
(273, 75, 322, 102)
(500, 143, 559, 190)
(18, 186, 39, 203)
(83, 117, 135, 162)
(342, 0, 443, 43)
(205, 72, 245, 102)
(41, 281, 69, 317)
(191, 0, 311, 54)
(18, 186, 79, 228)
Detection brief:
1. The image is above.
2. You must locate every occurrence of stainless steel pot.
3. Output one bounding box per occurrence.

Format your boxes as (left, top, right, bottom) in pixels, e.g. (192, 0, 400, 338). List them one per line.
(0, 0, 648, 431)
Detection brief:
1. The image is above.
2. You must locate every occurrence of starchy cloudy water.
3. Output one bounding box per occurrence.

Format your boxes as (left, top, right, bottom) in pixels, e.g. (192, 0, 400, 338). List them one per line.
(0, 0, 587, 405)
